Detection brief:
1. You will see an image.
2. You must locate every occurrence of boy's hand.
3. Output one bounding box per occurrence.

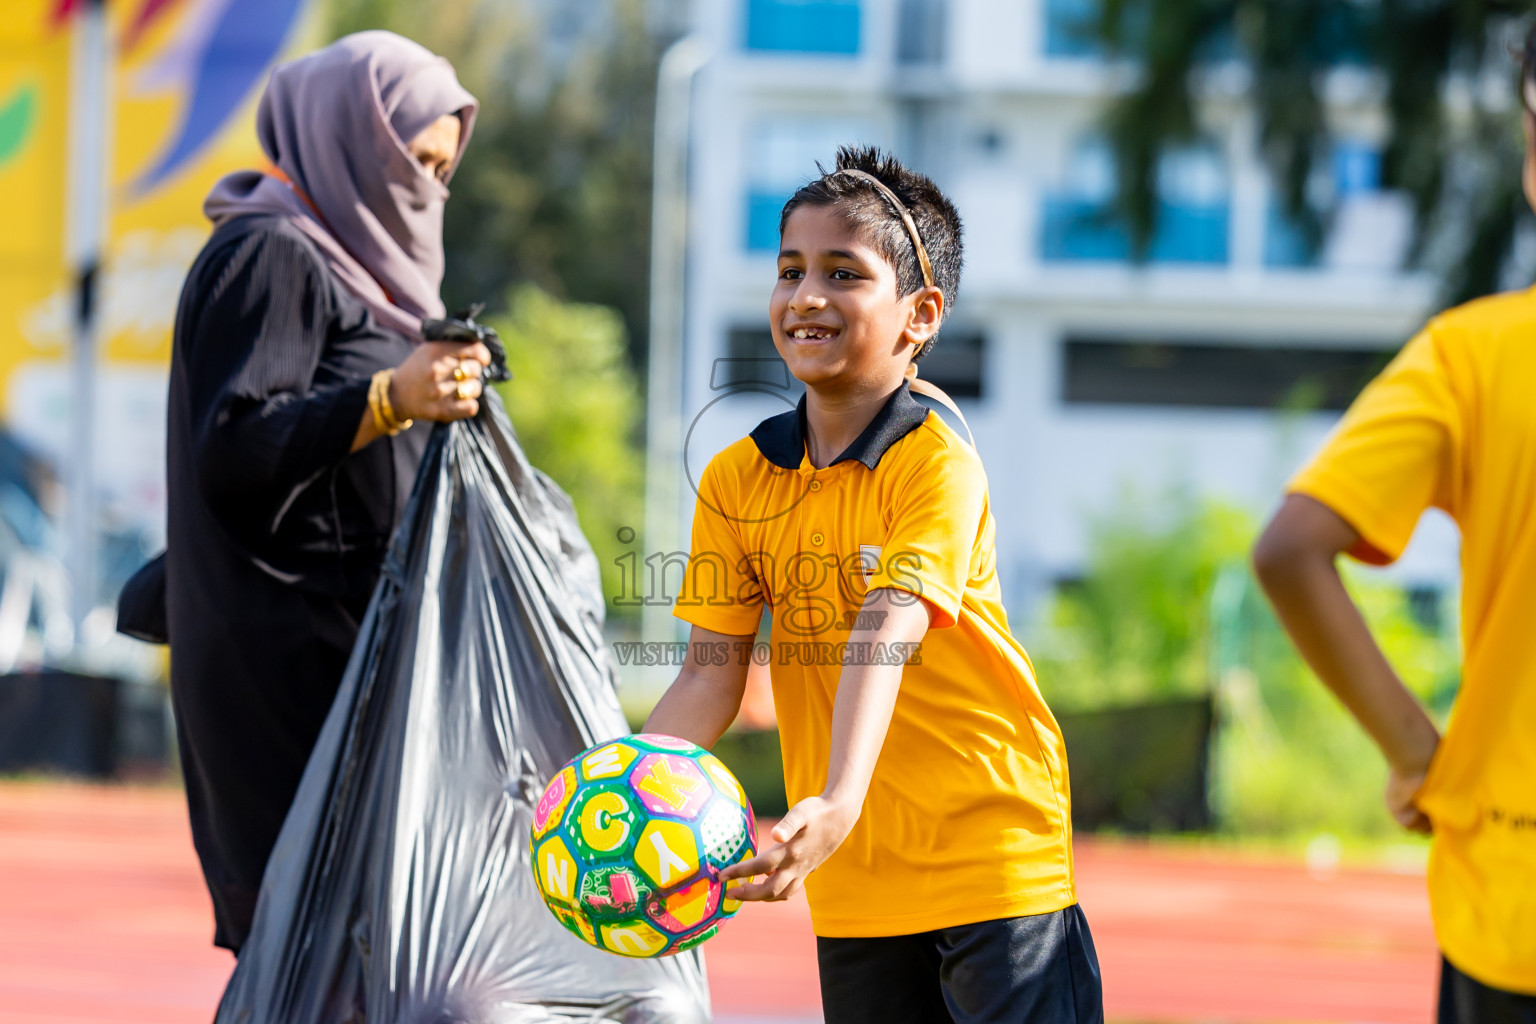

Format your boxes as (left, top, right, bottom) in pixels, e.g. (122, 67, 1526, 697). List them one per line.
(719, 589, 928, 903)
(719, 794, 858, 902)
(1385, 757, 1435, 834)
(1253, 495, 1443, 834)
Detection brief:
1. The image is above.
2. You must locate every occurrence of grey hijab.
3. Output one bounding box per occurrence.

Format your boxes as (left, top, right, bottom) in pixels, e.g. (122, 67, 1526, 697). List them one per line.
(205, 31, 477, 340)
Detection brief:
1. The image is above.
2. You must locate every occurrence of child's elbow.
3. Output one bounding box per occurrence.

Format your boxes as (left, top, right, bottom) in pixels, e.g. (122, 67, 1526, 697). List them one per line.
(1251, 498, 1335, 590)
(1250, 521, 1294, 586)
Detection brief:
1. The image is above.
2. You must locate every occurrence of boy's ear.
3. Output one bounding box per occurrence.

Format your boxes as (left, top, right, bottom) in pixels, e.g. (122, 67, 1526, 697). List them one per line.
(903, 285, 945, 349)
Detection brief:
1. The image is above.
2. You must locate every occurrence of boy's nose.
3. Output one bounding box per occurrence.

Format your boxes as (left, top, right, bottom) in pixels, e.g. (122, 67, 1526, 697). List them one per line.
(789, 280, 828, 313)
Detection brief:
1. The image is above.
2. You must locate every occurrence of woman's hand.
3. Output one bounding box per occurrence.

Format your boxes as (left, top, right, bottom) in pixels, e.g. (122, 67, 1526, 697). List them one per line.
(390, 339, 493, 422)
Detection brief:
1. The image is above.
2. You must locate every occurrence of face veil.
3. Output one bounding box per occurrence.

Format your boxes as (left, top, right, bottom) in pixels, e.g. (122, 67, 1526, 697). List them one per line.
(204, 31, 478, 340)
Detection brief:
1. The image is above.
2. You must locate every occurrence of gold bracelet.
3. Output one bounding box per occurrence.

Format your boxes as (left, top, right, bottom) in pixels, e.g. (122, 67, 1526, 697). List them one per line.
(369, 369, 413, 436)
(378, 369, 412, 432)
(368, 372, 388, 433)
(368, 371, 394, 434)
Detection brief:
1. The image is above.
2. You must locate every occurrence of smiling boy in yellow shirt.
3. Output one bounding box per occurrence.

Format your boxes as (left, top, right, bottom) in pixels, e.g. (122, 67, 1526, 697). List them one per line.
(644, 148, 1101, 1023)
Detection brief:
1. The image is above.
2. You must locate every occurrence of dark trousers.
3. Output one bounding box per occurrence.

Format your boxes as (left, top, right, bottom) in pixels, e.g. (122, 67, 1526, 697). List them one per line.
(1440, 956, 1536, 1024)
(816, 904, 1103, 1024)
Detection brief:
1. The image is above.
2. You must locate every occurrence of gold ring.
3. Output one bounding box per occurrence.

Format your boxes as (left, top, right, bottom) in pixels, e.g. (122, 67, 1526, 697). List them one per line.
(456, 381, 472, 401)
(452, 365, 468, 382)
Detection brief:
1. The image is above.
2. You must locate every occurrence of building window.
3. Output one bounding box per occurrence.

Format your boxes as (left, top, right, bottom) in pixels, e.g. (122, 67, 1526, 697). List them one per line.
(1061, 338, 1392, 411)
(917, 329, 985, 399)
(723, 328, 795, 391)
(1041, 138, 1230, 264)
(1265, 141, 1381, 269)
(723, 329, 801, 398)
(896, 0, 947, 64)
(1043, 0, 1233, 60)
(744, 118, 872, 252)
(1044, 0, 1098, 56)
(1263, 201, 1313, 269)
(745, 0, 861, 55)
(1333, 142, 1381, 195)
(746, 192, 790, 252)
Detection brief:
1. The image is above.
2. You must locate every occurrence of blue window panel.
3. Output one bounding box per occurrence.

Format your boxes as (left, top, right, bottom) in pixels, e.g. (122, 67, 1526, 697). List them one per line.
(1264, 142, 1377, 267)
(745, 0, 861, 55)
(1153, 204, 1229, 262)
(1040, 198, 1123, 259)
(1040, 198, 1229, 264)
(1047, 0, 1204, 59)
(1194, 24, 1240, 62)
(1317, 3, 1371, 66)
(1044, 0, 1099, 56)
(1046, 0, 1237, 61)
(746, 191, 794, 251)
(1264, 202, 1318, 268)
(1333, 142, 1380, 195)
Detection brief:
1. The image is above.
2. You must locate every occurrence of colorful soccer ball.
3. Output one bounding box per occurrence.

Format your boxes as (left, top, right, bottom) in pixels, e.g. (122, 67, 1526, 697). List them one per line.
(530, 734, 757, 958)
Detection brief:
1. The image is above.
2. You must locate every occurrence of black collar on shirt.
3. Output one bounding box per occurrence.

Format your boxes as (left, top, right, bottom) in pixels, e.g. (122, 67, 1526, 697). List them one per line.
(750, 380, 930, 471)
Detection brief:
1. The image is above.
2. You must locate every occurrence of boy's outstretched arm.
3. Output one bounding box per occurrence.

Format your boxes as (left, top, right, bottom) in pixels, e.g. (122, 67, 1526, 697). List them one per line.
(642, 625, 755, 750)
(1252, 493, 1441, 832)
(722, 587, 933, 902)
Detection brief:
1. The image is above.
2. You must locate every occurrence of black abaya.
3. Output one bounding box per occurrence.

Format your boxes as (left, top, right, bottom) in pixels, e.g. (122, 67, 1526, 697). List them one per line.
(164, 214, 427, 951)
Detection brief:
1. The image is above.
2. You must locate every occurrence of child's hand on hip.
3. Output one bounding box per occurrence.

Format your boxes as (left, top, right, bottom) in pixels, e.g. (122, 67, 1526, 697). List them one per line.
(1384, 732, 1437, 834)
(719, 794, 858, 902)
(1386, 762, 1433, 834)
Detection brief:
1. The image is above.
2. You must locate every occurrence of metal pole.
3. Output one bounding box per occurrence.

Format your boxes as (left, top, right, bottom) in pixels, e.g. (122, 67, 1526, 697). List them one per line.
(641, 34, 708, 683)
(64, 0, 111, 644)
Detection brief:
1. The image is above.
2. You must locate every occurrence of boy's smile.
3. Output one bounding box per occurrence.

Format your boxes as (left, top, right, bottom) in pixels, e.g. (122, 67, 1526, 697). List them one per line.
(772, 205, 941, 395)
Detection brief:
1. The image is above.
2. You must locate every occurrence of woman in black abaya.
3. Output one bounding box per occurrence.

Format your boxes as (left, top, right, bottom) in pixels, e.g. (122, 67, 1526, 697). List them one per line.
(163, 32, 488, 952)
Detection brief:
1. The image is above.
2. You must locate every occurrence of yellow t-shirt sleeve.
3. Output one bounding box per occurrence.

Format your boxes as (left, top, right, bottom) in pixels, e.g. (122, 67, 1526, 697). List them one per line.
(672, 456, 765, 636)
(866, 446, 987, 630)
(1288, 327, 1463, 565)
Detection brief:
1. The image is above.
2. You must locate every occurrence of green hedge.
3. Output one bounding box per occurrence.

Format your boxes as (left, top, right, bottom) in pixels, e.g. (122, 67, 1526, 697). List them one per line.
(709, 729, 789, 817)
(703, 695, 1217, 833)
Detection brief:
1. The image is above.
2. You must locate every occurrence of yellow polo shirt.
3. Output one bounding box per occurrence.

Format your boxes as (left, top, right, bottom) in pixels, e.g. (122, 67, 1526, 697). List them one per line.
(1290, 289, 1536, 995)
(674, 382, 1076, 937)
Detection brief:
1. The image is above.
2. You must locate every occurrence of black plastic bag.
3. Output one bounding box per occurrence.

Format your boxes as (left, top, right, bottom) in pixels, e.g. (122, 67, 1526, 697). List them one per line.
(216, 391, 710, 1023)
(116, 552, 168, 644)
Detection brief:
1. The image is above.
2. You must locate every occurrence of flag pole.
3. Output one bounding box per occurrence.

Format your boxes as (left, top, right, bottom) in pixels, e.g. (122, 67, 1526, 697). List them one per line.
(63, 0, 111, 645)
(640, 34, 708, 693)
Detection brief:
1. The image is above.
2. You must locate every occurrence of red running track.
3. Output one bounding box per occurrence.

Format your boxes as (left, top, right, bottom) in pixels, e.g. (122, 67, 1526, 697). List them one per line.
(0, 782, 1439, 1024)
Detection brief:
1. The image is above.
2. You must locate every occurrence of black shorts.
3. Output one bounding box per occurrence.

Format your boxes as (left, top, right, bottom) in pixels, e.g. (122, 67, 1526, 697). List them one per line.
(1439, 956, 1536, 1024)
(816, 904, 1103, 1024)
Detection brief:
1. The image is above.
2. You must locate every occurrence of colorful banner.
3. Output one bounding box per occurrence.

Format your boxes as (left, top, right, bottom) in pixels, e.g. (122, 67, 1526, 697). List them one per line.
(0, 0, 317, 538)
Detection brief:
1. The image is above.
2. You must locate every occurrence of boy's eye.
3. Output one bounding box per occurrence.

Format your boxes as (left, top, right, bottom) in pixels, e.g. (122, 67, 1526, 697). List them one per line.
(779, 267, 803, 280)
(831, 268, 859, 281)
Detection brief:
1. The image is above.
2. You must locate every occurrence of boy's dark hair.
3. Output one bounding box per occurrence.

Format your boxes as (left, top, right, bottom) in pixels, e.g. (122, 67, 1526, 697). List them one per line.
(778, 145, 963, 361)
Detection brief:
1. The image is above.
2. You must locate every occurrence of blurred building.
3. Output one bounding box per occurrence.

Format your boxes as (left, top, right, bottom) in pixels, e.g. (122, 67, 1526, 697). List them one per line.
(1, 0, 321, 575)
(674, 0, 1460, 620)
(0, 0, 318, 673)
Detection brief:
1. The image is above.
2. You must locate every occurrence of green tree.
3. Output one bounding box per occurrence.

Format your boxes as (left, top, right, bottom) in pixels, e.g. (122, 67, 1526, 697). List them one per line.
(325, 0, 672, 366)
(1030, 488, 1461, 837)
(1211, 563, 1458, 838)
(1031, 489, 1253, 711)
(486, 285, 644, 617)
(1080, 0, 1533, 306)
